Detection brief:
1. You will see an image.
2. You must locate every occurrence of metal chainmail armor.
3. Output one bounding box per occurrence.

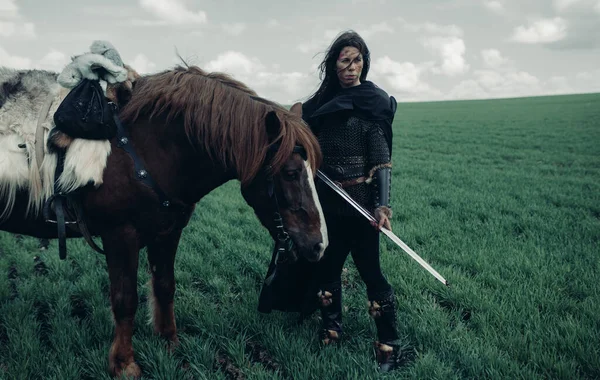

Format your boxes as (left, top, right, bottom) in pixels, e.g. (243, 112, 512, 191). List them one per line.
(316, 113, 391, 216)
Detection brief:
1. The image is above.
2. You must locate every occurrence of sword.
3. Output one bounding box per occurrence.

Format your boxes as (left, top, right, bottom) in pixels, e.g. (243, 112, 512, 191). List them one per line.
(316, 170, 449, 286)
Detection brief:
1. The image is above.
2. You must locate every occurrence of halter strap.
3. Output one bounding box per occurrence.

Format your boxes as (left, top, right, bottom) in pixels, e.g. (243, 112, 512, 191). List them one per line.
(262, 142, 308, 286)
(267, 143, 307, 161)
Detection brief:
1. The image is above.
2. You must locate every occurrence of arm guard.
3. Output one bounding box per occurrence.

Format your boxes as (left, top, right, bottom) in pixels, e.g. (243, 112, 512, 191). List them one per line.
(366, 125, 392, 210)
(372, 166, 391, 209)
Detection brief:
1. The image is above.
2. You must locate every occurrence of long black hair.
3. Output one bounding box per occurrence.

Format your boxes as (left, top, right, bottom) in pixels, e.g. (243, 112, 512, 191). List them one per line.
(306, 30, 371, 108)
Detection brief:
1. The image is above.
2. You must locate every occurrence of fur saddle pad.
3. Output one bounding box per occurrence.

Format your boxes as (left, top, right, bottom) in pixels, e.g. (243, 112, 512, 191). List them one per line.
(0, 40, 137, 220)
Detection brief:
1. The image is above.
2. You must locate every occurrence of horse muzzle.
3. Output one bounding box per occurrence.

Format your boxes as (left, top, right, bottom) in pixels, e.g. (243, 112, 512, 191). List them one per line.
(296, 238, 326, 263)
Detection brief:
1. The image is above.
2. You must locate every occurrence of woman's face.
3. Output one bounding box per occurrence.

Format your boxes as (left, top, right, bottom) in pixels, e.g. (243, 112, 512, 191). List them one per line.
(336, 46, 363, 88)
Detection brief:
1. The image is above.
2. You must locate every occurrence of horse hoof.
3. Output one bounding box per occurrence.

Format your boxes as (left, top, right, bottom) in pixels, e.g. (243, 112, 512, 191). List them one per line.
(123, 362, 141, 378)
(167, 336, 180, 353)
(110, 360, 141, 379)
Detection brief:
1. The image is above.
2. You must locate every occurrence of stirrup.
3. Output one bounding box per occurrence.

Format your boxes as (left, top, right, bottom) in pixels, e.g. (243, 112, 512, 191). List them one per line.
(43, 194, 78, 225)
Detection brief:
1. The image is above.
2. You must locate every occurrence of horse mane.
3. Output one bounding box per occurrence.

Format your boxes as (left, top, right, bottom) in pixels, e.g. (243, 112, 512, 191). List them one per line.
(119, 65, 321, 185)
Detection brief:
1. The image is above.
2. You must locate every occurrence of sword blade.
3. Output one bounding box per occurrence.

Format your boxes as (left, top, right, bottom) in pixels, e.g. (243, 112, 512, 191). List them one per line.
(316, 170, 376, 222)
(316, 170, 448, 286)
(380, 228, 448, 285)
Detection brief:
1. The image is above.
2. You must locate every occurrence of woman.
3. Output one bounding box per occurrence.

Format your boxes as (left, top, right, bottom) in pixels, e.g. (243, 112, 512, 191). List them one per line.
(302, 30, 401, 372)
(258, 30, 401, 372)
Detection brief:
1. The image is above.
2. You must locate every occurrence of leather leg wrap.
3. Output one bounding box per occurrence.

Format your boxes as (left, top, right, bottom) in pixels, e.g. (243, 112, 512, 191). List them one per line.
(368, 291, 400, 345)
(317, 283, 342, 344)
(374, 341, 401, 372)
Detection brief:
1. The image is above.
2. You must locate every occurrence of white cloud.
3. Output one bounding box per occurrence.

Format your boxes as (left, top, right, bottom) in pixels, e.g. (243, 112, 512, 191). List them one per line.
(222, 22, 246, 36)
(400, 19, 463, 37)
(449, 58, 599, 101)
(297, 43, 316, 54)
(205, 51, 261, 75)
(0, 0, 18, 19)
(138, 0, 207, 25)
(481, 49, 509, 68)
(358, 22, 394, 39)
(296, 25, 392, 54)
(450, 69, 542, 99)
(0, 21, 35, 38)
(254, 71, 312, 99)
(130, 19, 168, 27)
(448, 70, 542, 100)
(129, 53, 157, 74)
(553, 0, 583, 11)
(546, 76, 573, 94)
(203, 50, 317, 103)
(511, 18, 567, 44)
(575, 69, 600, 92)
(446, 79, 489, 99)
(36, 50, 68, 72)
(370, 56, 442, 100)
(266, 19, 279, 28)
(0, 45, 32, 69)
(399, 19, 468, 77)
(80, 5, 140, 19)
(297, 29, 340, 54)
(553, 0, 600, 13)
(323, 29, 341, 40)
(423, 37, 469, 76)
(0, 1, 36, 39)
(0, 46, 70, 72)
(483, 1, 504, 13)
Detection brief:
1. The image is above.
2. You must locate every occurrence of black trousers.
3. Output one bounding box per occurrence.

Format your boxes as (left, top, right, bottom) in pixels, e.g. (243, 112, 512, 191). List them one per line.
(317, 213, 392, 300)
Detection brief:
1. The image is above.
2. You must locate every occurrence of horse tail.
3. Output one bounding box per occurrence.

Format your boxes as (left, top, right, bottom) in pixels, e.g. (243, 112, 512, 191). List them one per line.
(26, 146, 57, 218)
(0, 135, 30, 220)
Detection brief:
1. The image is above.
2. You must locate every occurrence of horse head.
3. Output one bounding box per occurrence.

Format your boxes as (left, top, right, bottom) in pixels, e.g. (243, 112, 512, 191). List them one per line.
(241, 107, 328, 263)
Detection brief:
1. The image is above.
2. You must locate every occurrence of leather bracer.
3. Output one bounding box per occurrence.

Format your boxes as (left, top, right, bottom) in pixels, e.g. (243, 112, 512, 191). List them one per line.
(372, 165, 391, 209)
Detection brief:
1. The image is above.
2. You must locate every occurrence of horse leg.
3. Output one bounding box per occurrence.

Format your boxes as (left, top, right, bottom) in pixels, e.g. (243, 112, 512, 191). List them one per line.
(103, 224, 142, 378)
(147, 229, 183, 348)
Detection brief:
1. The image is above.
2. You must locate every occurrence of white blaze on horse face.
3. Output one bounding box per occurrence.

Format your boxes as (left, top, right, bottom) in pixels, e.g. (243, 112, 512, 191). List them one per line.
(304, 161, 328, 259)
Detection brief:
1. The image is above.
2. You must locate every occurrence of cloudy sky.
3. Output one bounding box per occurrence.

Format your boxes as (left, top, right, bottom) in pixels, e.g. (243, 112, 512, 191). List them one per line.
(1, 0, 599, 104)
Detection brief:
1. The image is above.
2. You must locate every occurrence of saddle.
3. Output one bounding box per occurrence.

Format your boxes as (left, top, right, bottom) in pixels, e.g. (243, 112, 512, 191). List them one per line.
(41, 79, 118, 259)
(38, 41, 139, 260)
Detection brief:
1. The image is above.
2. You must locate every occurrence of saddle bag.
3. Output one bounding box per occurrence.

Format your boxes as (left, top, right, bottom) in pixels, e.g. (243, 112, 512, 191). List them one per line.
(53, 79, 117, 140)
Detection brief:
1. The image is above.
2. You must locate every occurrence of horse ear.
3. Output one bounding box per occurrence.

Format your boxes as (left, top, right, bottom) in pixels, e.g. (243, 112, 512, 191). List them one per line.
(265, 110, 281, 142)
(290, 102, 303, 117)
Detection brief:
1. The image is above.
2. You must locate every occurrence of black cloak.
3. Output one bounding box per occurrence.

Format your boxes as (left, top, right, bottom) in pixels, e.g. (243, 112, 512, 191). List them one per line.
(257, 81, 397, 318)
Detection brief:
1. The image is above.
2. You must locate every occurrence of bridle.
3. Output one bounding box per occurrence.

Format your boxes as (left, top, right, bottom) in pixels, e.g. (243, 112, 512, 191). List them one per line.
(263, 143, 307, 286)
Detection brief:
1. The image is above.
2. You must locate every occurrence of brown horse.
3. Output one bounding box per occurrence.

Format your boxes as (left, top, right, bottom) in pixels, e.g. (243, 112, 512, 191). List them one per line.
(0, 65, 328, 377)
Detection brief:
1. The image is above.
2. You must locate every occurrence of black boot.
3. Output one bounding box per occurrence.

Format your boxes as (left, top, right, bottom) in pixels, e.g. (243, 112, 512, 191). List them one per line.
(317, 283, 342, 345)
(369, 291, 401, 372)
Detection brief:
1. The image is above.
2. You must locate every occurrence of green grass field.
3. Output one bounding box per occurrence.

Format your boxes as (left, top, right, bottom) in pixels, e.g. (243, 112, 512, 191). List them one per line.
(1, 93, 599, 379)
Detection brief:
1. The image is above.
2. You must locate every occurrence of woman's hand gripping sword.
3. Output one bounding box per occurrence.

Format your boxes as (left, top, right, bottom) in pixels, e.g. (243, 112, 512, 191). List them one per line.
(316, 170, 449, 286)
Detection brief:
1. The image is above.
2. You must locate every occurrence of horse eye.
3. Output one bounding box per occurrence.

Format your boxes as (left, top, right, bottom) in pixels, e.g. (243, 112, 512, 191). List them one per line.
(283, 170, 299, 181)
